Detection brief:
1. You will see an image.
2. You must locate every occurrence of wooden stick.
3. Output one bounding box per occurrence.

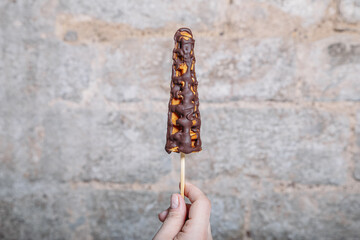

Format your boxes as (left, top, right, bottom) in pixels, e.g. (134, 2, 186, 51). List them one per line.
(180, 152, 185, 198)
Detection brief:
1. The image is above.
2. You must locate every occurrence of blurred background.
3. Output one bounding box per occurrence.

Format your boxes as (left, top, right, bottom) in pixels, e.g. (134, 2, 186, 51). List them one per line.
(1, 0, 360, 239)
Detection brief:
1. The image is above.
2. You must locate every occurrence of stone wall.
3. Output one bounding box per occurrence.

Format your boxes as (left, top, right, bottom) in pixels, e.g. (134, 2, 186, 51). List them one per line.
(1, 0, 360, 239)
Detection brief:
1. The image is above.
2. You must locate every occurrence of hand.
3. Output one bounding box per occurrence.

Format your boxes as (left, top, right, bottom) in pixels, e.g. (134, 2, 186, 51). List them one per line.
(153, 182, 213, 240)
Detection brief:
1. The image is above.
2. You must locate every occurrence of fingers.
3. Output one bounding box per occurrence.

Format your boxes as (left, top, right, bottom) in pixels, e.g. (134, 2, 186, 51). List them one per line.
(158, 209, 169, 222)
(186, 203, 191, 213)
(153, 194, 187, 240)
(184, 182, 211, 221)
(180, 182, 211, 239)
(158, 204, 191, 223)
(155, 183, 212, 239)
(207, 223, 213, 240)
(183, 182, 208, 203)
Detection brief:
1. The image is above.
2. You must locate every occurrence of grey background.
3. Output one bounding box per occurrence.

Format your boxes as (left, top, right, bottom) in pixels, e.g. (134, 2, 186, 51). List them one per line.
(1, 0, 360, 239)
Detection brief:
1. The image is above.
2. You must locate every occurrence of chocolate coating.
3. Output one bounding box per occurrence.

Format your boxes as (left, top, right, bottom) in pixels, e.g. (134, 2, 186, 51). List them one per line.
(165, 28, 202, 154)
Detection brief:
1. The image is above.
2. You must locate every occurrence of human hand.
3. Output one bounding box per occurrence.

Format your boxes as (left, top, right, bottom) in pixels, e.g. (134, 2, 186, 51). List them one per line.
(153, 182, 213, 240)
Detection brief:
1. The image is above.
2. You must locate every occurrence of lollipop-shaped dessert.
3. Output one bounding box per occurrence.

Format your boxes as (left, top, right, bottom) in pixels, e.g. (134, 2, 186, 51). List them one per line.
(165, 28, 202, 197)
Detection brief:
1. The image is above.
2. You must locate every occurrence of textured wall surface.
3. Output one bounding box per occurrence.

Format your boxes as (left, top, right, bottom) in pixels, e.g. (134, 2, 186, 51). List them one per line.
(1, 0, 360, 239)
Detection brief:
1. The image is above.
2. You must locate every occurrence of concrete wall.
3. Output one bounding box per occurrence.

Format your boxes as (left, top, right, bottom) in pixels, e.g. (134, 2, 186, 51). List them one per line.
(1, 0, 360, 239)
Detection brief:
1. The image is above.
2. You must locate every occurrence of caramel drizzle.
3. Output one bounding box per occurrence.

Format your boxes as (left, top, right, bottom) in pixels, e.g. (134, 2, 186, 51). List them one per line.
(165, 28, 202, 154)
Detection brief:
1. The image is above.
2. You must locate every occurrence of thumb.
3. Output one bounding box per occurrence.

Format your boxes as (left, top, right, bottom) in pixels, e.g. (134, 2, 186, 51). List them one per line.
(153, 194, 186, 240)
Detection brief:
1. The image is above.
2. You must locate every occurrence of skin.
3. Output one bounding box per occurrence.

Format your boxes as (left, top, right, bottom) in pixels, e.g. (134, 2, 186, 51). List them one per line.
(153, 182, 213, 240)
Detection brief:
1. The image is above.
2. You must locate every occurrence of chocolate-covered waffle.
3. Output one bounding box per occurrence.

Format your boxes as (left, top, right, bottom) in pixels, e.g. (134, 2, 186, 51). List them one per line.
(165, 28, 202, 154)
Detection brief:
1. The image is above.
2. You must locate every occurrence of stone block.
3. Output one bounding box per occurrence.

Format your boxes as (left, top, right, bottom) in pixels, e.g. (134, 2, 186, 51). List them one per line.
(0, 184, 88, 240)
(0, 100, 171, 185)
(187, 105, 349, 185)
(354, 111, 360, 181)
(40, 103, 171, 183)
(0, 183, 172, 240)
(99, 38, 172, 103)
(251, 191, 360, 239)
(209, 194, 245, 239)
(0, 0, 96, 104)
(0, 0, 57, 40)
(196, 37, 296, 102)
(228, 0, 331, 30)
(195, 174, 258, 200)
(86, 190, 166, 240)
(299, 35, 360, 101)
(339, 0, 360, 23)
(57, 0, 227, 31)
(1, 39, 97, 127)
(259, 0, 331, 27)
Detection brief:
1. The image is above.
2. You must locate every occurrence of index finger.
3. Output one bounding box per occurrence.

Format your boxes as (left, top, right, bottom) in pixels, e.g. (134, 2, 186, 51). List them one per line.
(183, 182, 211, 222)
(184, 182, 209, 203)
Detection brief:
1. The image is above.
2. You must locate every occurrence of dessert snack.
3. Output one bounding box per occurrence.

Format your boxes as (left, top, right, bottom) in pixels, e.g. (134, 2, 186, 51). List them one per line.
(165, 28, 202, 154)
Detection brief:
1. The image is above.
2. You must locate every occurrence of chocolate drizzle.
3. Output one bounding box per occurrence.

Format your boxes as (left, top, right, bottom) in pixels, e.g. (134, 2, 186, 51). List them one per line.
(165, 28, 202, 154)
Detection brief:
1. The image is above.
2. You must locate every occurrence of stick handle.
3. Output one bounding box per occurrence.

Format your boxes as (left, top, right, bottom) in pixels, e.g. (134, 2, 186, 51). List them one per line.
(180, 152, 185, 198)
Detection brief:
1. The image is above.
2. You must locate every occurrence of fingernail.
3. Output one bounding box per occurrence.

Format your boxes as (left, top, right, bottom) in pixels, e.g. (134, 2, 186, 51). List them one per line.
(171, 194, 179, 209)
